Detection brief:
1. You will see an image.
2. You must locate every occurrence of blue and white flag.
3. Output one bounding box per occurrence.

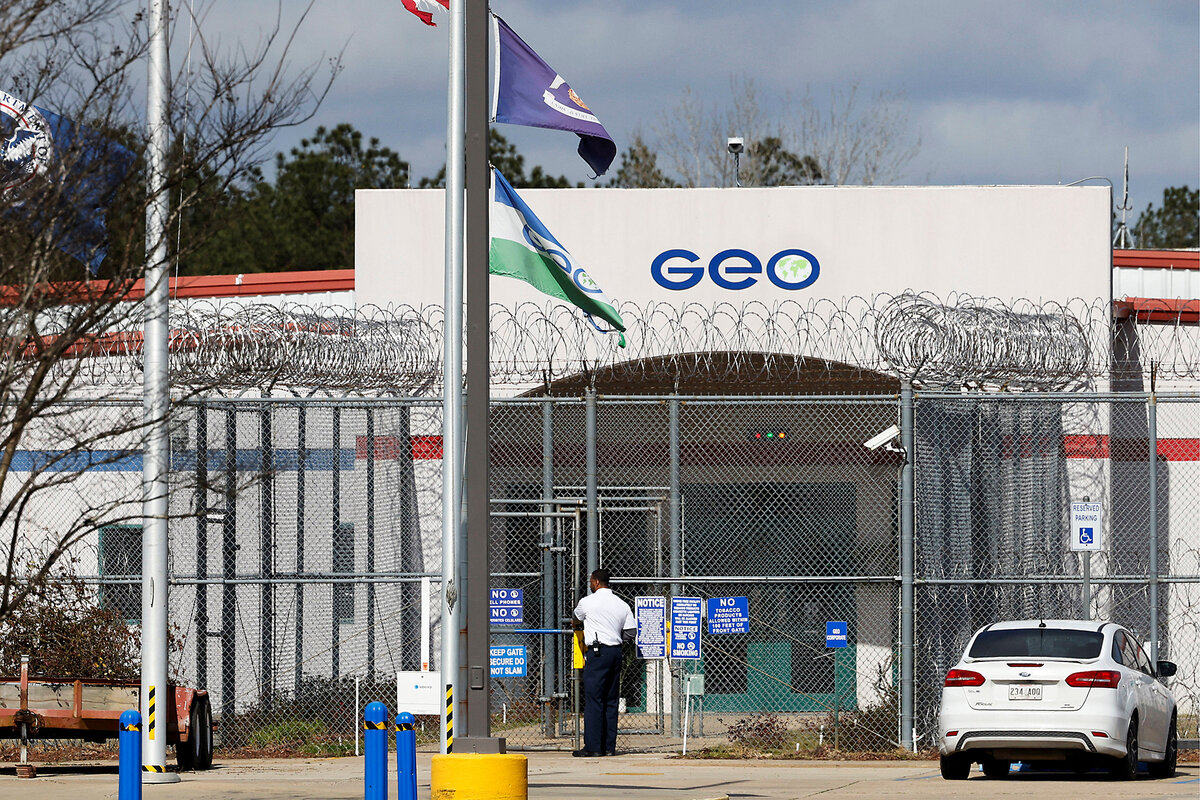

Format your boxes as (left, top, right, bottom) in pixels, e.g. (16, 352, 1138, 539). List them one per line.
(489, 168, 626, 346)
(491, 15, 616, 177)
(1, 89, 134, 273)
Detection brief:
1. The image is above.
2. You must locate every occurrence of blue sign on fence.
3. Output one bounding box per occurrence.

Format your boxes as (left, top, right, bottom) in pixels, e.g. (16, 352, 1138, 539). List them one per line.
(826, 621, 849, 648)
(670, 597, 702, 659)
(489, 588, 523, 625)
(635, 596, 667, 659)
(706, 596, 750, 634)
(489, 645, 527, 677)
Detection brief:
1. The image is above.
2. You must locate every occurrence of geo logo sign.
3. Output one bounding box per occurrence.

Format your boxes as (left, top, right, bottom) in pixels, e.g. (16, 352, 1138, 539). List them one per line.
(651, 248, 820, 291)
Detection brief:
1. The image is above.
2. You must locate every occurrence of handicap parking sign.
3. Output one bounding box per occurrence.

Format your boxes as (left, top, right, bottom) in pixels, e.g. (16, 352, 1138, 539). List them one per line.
(1069, 502, 1103, 552)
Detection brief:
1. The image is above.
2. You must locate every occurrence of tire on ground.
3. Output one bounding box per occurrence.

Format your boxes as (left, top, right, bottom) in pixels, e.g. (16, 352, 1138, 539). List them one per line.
(940, 753, 971, 780)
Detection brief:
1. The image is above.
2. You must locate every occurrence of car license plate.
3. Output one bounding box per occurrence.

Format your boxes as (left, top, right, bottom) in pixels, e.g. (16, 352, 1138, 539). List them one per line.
(1009, 684, 1042, 701)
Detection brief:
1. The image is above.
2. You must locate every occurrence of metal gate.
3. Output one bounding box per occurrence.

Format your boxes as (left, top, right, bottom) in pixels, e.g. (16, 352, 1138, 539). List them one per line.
(489, 488, 674, 749)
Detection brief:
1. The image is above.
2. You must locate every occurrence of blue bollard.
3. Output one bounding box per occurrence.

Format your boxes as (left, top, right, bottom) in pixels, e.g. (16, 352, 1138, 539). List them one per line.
(395, 712, 417, 800)
(364, 701, 389, 800)
(118, 709, 142, 800)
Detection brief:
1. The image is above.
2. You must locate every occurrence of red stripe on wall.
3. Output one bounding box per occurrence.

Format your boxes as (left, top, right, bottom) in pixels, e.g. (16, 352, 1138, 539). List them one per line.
(410, 438, 1190, 462)
(410, 436, 444, 460)
(1063, 435, 1200, 462)
(355, 435, 445, 461)
(355, 435, 405, 460)
(401, 434, 1198, 462)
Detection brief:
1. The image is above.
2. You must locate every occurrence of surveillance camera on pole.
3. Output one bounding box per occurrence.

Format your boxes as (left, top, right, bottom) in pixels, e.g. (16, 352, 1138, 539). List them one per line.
(727, 137, 744, 186)
(864, 424, 900, 451)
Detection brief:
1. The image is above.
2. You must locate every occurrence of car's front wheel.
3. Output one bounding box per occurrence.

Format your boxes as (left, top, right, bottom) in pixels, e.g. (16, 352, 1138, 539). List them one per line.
(981, 757, 1011, 779)
(940, 754, 971, 780)
(1108, 717, 1138, 780)
(1147, 713, 1177, 779)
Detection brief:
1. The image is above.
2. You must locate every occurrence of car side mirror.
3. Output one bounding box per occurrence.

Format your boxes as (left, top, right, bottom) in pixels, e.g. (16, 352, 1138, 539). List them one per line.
(1157, 660, 1177, 678)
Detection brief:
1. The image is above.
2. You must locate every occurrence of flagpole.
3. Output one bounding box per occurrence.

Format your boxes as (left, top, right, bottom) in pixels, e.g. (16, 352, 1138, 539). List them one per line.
(141, 0, 180, 782)
(440, 0, 466, 756)
(458, 0, 502, 751)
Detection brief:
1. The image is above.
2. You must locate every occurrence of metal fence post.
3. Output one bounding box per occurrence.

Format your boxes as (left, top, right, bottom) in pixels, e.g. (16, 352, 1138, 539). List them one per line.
(295, 405, 306, 695)
(1081, 549, 1091, 621)
(260, 405, 274, 708)
(332, 406, 341, 679)
(195, 405, 208, 690)
(669, 393, 681, 738)
(541, 399, 556, 737)
(900, 382, 915, 752)
(367, 409, 377, 677)
(1148, 393, 1159, 663)
(586, 389, 598, 579)
(222, 406, 237, 724)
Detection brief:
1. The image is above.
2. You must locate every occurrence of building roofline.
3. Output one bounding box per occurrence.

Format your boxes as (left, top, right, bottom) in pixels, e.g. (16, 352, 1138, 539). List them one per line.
(1111, 297, 1199, 324)
(1112, 249, 1199, 271)
(0, 269, 355, 307)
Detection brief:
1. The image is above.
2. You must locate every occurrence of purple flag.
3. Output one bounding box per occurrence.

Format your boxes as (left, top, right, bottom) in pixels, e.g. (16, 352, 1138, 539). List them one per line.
(492, 15, 616, 177)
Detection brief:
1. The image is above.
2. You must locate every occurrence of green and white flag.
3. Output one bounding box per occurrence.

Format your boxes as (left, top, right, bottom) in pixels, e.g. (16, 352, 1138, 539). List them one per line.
(489, 168, 626, 346)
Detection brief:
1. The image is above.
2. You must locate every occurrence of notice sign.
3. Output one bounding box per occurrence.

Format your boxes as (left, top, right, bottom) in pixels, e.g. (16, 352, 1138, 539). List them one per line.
(670, 597, 702, 659)
(826, 621, 849, 648)
(489, 588, 523, 625)
(396, 670, 441, 715)
(489, 645, 527, 677)
(635, 596, 667, 659)
(706, 596, 750, 634)
(1070, 502, 1103, 552)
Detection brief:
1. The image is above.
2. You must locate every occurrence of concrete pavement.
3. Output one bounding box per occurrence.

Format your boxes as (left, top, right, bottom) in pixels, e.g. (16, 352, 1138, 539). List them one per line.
(1, 753, 1196, 799)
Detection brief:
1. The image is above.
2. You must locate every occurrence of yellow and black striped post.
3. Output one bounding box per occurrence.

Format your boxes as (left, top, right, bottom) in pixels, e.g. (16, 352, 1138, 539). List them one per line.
(140, 685, 169, 777)
(445, 684, 454, 753)
(146, 686, 156, 741)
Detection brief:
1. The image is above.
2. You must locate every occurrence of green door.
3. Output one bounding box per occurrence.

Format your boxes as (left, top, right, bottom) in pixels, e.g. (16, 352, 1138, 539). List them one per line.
(683, 482, 858, 713)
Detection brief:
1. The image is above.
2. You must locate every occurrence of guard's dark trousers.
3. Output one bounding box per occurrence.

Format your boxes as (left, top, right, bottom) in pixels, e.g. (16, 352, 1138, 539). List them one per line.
(582, 643, 622, 755)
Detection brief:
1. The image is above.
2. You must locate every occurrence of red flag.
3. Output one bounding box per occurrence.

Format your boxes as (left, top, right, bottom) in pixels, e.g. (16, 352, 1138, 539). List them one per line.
(401, 0, 448, 26)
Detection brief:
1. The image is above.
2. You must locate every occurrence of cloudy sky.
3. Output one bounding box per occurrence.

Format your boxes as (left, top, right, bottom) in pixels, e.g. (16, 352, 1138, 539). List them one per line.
(195, 0, 1197, 216)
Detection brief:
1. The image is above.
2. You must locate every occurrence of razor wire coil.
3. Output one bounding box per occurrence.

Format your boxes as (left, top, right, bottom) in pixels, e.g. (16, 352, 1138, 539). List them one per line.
(15, 293, 1199, 393)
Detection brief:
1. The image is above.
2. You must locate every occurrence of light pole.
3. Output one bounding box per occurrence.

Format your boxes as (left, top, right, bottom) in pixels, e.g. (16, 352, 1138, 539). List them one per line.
(727, 136, 744, 187)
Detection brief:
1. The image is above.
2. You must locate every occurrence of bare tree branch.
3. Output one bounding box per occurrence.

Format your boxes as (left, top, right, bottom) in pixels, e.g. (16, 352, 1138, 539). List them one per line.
(653, 75, 920, 188)
(0, 0, 337, 625)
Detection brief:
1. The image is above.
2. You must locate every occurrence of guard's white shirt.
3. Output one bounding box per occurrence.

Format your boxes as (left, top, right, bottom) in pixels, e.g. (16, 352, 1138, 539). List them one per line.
(572, 587, 636, 646)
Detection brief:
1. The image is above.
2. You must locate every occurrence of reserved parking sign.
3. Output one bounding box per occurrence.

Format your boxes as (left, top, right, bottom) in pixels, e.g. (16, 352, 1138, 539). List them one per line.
(1069, 502, 1103, 552)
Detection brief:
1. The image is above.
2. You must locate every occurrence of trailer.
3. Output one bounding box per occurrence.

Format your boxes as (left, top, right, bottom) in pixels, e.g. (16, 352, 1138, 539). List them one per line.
(0, 655, 214, 770)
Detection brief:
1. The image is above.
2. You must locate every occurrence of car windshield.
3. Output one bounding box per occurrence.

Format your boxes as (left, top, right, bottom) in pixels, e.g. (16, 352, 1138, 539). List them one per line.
(968, 628, 1103, 659)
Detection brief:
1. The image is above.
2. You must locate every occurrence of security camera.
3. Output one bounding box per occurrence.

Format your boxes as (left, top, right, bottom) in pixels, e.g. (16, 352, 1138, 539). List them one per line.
(864, 424, 900, 451)
(727, 137, 744, 154)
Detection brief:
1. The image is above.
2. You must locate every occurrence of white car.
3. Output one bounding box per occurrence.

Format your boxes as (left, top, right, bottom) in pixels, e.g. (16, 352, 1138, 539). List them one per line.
(937, 619, 1178, 780)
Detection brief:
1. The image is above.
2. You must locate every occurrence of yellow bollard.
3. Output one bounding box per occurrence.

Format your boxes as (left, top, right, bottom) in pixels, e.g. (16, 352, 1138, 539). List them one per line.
(431, 753, 528, 800)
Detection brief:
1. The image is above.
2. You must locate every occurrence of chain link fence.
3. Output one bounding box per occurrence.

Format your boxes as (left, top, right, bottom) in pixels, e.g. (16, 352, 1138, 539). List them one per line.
(12, 391, 1198, 755)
